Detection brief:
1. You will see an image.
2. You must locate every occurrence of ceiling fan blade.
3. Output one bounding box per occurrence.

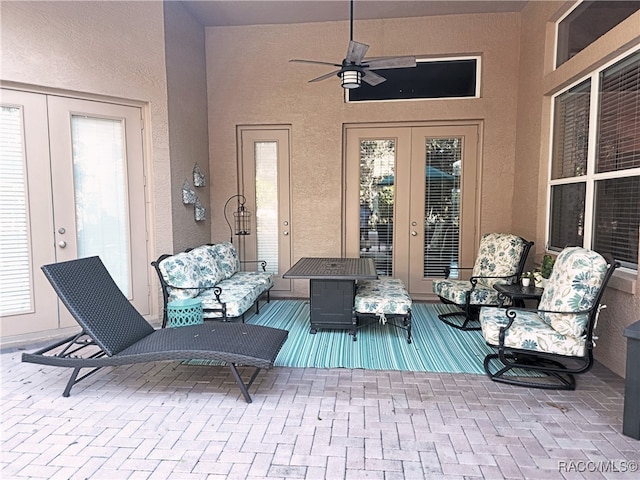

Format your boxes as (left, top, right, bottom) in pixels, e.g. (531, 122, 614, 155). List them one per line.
(309, 70, 341, 83)
(362, 70, 386, 86)
(290, 59, 342, 67)
(364, 56, 417, 70)
(346, 40, 369, 64)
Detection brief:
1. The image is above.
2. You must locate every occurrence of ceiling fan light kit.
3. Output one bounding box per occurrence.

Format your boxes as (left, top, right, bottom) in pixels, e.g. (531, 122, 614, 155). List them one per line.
(291, 0, 416, 90)
(341, 68, 362, 88)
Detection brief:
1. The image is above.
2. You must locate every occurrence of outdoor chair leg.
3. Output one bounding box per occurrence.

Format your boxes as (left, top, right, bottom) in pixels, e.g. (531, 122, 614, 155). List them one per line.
(484, 353, 576, 390)
(227, 363, 263, 403)
(62, 365, 103, 397)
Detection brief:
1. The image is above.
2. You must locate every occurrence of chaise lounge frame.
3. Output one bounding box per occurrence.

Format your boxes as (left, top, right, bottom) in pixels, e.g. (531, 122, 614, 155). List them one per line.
(21, 256, 288, 403)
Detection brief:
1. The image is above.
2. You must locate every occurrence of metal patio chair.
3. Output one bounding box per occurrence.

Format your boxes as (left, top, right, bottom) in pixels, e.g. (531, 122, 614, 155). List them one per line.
(479, 247, 619, 390)
(432, 232, 533, 330)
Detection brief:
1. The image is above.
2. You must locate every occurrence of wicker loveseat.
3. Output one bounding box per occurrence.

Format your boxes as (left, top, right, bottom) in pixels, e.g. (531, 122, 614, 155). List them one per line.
(152, 242, 273, 326)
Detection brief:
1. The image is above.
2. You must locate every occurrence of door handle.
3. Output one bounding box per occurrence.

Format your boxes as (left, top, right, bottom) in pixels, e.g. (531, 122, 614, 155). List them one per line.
(58, 240, 67, 248)
(283, 231, 289, 236)
(411, 231, 417, 236)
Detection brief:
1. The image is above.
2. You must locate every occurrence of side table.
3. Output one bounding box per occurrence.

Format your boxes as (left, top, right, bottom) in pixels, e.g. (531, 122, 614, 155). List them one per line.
(493, 283, 544, 308)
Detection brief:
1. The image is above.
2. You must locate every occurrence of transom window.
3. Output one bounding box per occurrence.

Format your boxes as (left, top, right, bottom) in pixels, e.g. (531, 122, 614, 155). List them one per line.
(555, 1, 639, 68)
(549, 48, 640, 271)
(348, 57, 479, 102)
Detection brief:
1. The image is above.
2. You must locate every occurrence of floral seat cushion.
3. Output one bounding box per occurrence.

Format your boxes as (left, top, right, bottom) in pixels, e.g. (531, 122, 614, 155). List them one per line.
(211, 242, 240, 279)
(472, 233, 528, 286)
(432, 279, 507, 306)
(188, 245, 225, 288)
(158, 252, 203, 301)
(354, 278, 412, 316)
(479, 306, 587, 357)
(537, 247, 608, 337)
(199, 275, 269, 318)
(432, 233, 527, 307)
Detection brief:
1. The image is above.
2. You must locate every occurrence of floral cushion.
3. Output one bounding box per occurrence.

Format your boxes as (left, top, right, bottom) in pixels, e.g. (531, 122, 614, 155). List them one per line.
(231, 271, 274, 289)
(188, 245, 225, 287)
(199, 275, 268, 318)
(158, 252, 203, 301)
(480, 306, 586, 357)
(211, 242, 240, 279)
(538, 247, 608, 338)
(432, 279, 510, 306)
(472, 233, 527, 288)
(355, 278, 412, 315)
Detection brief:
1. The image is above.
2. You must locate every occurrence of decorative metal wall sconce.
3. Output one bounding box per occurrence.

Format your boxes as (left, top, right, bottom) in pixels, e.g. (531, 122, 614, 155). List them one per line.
(194, 197, 206, 222)
(223, 194, 251, 243)
(182, 180, 196, 205)
(193, 163, 206, 187)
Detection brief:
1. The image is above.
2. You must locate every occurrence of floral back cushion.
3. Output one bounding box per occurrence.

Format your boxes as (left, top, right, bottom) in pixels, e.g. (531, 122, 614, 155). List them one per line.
(538, 247, 608, 338)
(158, 252, 203, 301)
(471, 233, 527, 288)
(211, 242, 240, 279)
(188, 245, 225, 287)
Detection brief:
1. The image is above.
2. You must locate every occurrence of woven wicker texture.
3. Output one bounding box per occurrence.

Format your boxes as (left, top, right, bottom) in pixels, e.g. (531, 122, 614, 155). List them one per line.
(41, 257, 155, 356)
(39, 257, 288, 368)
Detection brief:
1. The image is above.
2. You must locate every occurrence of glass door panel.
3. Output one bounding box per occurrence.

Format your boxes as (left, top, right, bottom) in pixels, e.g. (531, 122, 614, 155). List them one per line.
(71, 115, 130, 294)
(409, 125, 478, 296)
(423, 138, 462, 278)
(359, 139, 395, 276)
(239, 127, 292, 293)
(48, 96, 148, 322)
(255, 141, 279, 274)
(0, 90, 57, 336)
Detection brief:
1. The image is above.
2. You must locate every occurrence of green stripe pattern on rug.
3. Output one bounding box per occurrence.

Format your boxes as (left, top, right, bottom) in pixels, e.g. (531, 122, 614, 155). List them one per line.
(235, 300, 495, 374)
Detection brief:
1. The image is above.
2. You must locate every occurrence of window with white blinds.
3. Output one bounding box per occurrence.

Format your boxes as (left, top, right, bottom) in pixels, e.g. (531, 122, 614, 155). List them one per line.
(0, 106, 32, 315)
(255, 141, 279, 274)
(549, 48, 640, 271)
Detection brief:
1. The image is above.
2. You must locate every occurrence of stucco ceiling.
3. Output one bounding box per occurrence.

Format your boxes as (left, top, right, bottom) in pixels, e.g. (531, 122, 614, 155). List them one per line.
(181, 0, 528, 27)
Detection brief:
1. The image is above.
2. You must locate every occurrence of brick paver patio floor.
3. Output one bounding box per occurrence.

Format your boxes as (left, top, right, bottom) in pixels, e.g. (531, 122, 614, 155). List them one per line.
(1, 345, 639, 479)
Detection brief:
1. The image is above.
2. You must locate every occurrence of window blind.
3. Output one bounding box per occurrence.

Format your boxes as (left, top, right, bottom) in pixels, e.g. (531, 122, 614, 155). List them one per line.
(551, 80, 591, 179)
(423, 139, 461, 278)
(594, 51, 640, 269)
(255, 141, 279, 274)
(0, 106, 33, 315)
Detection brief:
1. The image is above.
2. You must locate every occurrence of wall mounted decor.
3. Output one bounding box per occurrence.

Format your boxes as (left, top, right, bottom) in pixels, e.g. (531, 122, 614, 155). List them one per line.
(193, 163, 206, 187)
(194, 197, 206, 222)
(182, 180, 196, 205)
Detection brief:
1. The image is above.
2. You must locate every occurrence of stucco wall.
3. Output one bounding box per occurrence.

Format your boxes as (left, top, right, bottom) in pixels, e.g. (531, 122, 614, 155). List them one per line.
(205, 12, 522, 261)
(517, 2, 640, 377)
(1, 0, 173, 261)
(164, 1, 211, 251)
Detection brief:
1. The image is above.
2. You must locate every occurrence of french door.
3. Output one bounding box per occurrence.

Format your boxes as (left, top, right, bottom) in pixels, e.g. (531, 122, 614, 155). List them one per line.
(0, 89, 149, 338)
(345, 124, 480, 299)
(238, 126, 292, 293)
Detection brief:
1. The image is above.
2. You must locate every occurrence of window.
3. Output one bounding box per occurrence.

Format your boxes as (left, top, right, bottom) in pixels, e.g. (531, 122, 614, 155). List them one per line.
(348, 57, 479, 102)
(556, 1, 639, 68)
(549, 49, 640, 271)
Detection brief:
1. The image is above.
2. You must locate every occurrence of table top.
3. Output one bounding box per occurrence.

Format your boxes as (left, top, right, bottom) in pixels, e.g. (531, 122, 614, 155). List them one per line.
(493, 283, 544, 300)
(282, 257, 377, 280)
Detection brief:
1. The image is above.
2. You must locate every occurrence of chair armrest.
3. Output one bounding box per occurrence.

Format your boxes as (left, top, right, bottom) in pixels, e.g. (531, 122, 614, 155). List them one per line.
(444, 266, 472, 279)
(240, 260, 268, 272)
(165, 284, 223, 303)
(497, 305, 596, 344)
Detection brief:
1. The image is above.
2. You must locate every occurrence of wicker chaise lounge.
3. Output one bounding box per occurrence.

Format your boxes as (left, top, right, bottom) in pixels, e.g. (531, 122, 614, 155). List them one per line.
(21, 257, 288, 403)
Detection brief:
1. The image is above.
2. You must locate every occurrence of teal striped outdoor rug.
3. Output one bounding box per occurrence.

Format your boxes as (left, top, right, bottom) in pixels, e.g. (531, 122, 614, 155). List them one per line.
(195, 300, 496, 374)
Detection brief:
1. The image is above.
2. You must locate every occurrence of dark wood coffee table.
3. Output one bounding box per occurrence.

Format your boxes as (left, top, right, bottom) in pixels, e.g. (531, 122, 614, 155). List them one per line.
(493, 283, 544, 308)
(283, 257, 377, 333)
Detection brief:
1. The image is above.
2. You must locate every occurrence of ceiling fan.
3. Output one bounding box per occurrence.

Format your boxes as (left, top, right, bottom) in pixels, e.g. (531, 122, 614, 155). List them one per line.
(289, 0, 416, 89)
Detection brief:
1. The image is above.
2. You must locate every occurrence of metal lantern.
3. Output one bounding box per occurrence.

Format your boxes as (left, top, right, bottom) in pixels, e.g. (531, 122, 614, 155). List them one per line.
(224, 194, 251, 243)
